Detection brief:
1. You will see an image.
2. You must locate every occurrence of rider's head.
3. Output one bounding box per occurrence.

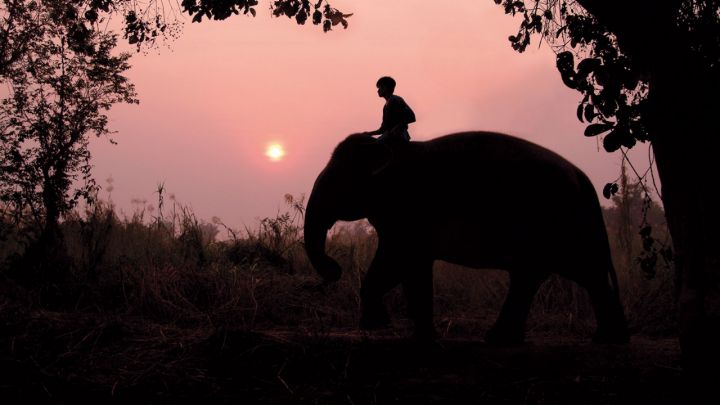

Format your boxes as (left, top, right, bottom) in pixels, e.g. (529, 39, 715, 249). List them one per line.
(376, 76, 396, 98)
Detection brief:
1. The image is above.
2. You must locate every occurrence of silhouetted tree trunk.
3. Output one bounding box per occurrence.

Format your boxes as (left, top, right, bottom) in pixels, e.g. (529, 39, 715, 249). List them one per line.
(576, 0, 720, 386)
(650, 57, 720, 384)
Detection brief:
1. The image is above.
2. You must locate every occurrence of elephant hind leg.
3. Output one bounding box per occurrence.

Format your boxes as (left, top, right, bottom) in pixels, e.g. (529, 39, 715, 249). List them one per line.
(570, 268, 629, 343)
(587, 283, 629, 343)
(486, 271, 548, 346)
(401, 258, 436, 340)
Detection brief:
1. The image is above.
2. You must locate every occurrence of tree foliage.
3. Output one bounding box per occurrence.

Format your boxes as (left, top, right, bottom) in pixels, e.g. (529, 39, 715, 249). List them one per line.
(493, 0, 720, 201)
(0, 0, 138, 233)
(494, 0, 719, 145)
(50, 0, 353, 52)
(180, 0, 353, 30)
(495, 1, 650, 155)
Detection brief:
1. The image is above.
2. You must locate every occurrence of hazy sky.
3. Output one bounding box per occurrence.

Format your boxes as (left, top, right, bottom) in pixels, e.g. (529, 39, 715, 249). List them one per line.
(91, 0, 650, 230)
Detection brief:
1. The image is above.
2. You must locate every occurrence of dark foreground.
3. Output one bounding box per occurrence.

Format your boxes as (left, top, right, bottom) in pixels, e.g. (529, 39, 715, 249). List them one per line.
(0, 311, 685, 404)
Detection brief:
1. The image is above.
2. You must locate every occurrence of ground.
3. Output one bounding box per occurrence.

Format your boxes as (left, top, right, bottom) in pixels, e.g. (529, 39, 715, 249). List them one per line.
(0, 311, 684, 404)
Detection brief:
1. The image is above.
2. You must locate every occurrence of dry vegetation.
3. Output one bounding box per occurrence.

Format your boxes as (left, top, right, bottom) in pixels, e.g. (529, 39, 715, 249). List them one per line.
(0, 187, 678, 402)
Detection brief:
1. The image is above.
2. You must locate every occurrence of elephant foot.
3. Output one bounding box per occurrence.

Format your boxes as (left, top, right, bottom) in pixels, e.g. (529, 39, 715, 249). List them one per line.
(484, 326, 525, 346)
(409, 332, 444, 352)
(360, 305, 391, 330)
(592, 326, 630, 344)
(412, 324, 438, 342)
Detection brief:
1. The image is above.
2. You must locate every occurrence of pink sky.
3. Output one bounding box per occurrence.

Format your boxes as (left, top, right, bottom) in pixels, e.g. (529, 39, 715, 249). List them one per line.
(91, 0, 651, 230)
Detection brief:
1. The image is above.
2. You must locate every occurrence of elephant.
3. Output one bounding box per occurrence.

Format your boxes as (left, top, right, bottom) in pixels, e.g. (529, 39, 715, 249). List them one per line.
(304, 131, 629, 344)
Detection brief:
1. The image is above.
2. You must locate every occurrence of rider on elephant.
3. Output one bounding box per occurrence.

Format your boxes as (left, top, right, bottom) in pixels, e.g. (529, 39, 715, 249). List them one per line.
(363, 76, 416, 145)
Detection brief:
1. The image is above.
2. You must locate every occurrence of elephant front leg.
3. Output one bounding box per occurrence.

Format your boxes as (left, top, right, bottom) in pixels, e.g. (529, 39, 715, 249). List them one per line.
(359, 250, 401, 330)
(486, 271, 548, 345)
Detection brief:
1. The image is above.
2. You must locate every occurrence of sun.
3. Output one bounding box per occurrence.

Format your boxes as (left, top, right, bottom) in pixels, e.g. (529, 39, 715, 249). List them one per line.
(265, 143, 286, 162)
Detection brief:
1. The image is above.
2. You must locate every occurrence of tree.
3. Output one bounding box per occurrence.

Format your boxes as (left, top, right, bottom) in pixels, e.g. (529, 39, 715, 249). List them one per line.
(490, 0, 720, 385)
(0, 1, 349, 278)
(0, 0, 137, 278)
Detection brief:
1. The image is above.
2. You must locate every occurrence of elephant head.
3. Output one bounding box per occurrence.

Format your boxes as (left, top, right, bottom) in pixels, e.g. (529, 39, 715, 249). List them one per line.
(304, 134, 394, 282)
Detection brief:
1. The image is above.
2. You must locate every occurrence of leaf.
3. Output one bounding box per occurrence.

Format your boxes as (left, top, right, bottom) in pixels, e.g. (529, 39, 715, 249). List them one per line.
(597, 94, 618, 117)
(85, 9, 98, 22)
(576, 103, 584, 122)
(602, 183, 619, 199)
(583, 104, 596, 122)
(181, 0, 197, 13)
(555, 25, 567, 38)
(620, 131, 636, 148)
(556, 51, 576, 89)
(602, 129, 622, 152)
(326, 10, 352, 27)
(576, 58, 600, 78)
(531, 15, 542, 32)
(556, 51, 574, 71)
(594, 67, 608, 87)
(584, 123, 612, 137)
(296, 10, 307, 25)
(629, 120, 649, 142)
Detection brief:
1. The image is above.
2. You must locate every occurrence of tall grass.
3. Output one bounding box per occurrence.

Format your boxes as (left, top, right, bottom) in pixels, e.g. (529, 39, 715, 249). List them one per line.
(0, 185, 675, 339)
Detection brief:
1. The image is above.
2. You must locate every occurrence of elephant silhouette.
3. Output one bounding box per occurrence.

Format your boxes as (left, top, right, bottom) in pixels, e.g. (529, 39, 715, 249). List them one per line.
(304, 132, 629, 344)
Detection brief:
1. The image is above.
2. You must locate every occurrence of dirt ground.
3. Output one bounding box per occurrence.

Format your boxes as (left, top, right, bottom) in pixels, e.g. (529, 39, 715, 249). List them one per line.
(0, 314, 686, 404)
(201, 332, 684, 404)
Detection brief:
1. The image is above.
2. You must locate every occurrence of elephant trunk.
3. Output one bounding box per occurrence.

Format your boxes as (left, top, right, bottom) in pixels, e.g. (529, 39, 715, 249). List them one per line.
(304, 190, 342, 282)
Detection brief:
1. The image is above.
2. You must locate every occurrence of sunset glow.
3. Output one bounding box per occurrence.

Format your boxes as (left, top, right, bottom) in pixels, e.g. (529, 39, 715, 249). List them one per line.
(265, 143, 286, 162)
(86, 0, 649, 228)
